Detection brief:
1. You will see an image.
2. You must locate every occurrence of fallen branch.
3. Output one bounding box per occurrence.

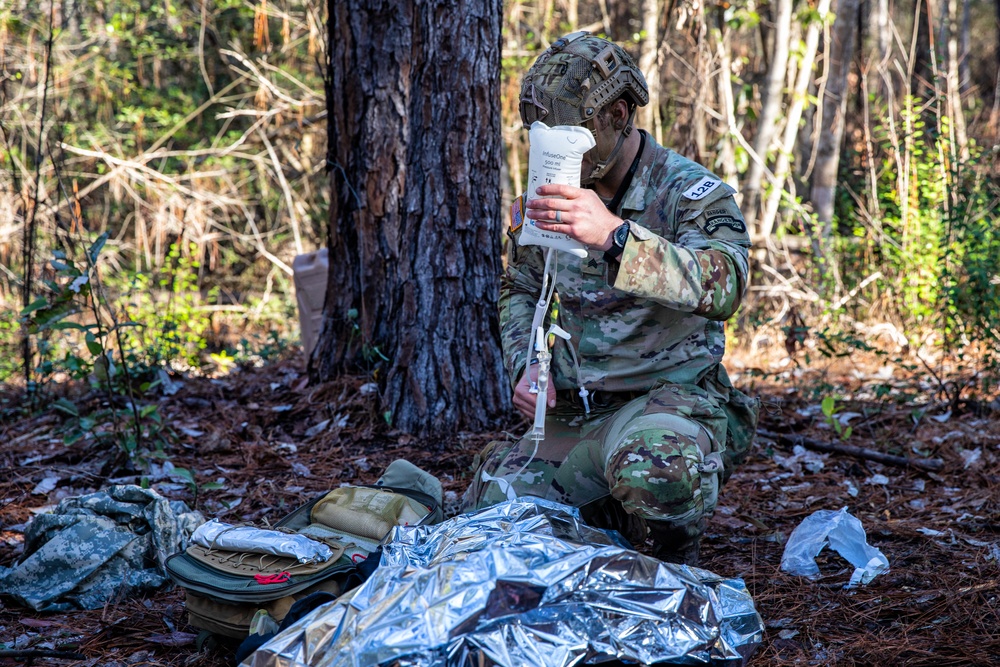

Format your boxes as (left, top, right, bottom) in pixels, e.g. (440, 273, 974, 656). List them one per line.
(0, 650, 87, 660)
(758, 428, 944, 472)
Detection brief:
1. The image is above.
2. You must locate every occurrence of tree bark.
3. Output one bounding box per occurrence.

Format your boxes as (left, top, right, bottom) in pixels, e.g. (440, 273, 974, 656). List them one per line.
(743, 0, 792, 229)
(316, 0, 510, 436)
(809, 0, 859, 294)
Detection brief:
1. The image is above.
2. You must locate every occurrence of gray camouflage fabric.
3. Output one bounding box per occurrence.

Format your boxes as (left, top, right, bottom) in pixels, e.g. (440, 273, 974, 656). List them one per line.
(0, 485, 203, 611)
(465, 133, 759, 547)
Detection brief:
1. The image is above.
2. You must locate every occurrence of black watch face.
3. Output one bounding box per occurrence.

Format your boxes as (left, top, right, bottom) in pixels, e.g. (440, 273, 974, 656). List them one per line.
(615, 224, 630, 247)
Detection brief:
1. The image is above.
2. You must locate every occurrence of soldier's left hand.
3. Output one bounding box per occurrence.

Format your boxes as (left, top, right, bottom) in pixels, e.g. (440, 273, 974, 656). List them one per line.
(526, 184, 622, 251)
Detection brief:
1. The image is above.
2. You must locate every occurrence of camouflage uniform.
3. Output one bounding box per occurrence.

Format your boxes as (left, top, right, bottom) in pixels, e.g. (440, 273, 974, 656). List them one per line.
(464, 136, 758, 558)
(0, 485, 203, 611)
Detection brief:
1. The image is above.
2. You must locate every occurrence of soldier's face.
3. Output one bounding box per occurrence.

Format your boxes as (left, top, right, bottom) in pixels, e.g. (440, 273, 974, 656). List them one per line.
(580, 105, 624, 184)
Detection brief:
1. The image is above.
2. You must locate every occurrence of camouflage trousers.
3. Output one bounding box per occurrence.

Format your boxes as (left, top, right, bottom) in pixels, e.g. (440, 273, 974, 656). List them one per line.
(463, 382, 730, 542)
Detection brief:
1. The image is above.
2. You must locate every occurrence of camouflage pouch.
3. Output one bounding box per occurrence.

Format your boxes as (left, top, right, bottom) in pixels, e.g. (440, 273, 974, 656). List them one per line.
(184, 578, 343, 640)
(720, 387, 760, 482)
(185, 541, 347, 578)
(310, 488, 428, 542)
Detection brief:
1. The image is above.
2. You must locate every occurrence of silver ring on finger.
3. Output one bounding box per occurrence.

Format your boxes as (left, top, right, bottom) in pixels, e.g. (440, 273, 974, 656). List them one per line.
(555, 210, 562, 223)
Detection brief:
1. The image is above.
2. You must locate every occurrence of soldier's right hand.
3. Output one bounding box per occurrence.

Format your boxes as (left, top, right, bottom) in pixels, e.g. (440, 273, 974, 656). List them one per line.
(513, 364, 556, 420)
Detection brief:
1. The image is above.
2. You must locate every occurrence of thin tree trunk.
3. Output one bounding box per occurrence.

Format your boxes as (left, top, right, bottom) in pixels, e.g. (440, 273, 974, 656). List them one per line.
(992, 0, 1000, 135)
(959, 0, 969, 93)
(316, 0, 509, 436)
(945, 0, 969, 160)
(743, 0, 792, 229)
(914, 0, 935, 98)
(638, 0, 662, 144)
(712, 11, 738, 187)
(564, 0, 578, 29)
(873, 0, 890, 60)
(608, 0, 632, 41)
(866, 0, 891, 102)
(689, 10, 710, 162)
(809, 0, 859, 295)
(759, 0, 832, 241)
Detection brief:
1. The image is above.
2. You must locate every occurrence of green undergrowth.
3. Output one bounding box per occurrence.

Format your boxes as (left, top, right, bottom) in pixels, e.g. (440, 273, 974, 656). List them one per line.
(1, 235, 299, 497)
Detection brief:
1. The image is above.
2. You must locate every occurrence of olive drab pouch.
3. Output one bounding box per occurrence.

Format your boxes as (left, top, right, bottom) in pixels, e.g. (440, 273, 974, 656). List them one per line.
(166, 460, 442, 640)
(720, 387, 760, 482)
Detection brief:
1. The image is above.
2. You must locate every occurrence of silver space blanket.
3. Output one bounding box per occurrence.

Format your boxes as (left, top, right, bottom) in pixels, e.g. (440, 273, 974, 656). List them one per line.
(244, 498, 763, 667)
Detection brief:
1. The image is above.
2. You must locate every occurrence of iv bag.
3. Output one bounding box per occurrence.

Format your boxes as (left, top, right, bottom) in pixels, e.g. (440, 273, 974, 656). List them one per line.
(520, 122, 596, 258)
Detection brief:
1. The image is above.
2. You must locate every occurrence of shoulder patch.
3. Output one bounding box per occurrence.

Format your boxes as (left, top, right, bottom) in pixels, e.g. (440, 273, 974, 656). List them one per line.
(510, 194, 524, 232)
(682, 176, 722, 201)
(704, 212, 747, 235)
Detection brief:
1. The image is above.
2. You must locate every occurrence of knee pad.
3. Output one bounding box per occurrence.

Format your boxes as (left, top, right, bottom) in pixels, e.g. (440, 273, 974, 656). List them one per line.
(605, 424, 721, 527)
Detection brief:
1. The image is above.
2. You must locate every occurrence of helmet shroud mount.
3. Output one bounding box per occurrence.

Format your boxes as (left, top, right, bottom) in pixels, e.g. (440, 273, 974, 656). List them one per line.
(519, 33, 649, 183)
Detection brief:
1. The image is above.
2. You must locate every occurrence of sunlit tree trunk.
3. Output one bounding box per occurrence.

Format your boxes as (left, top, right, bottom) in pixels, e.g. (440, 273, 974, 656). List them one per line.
(945, 0, 969, 160)
(810, 0, 859, 295)
(563, 0, 578, 29)
(638, 0, 662, 144)
(993, 0, 1000, 135)
(690, 8, 711, 161)
(958, 0, 970, 93)
(743, 0, 792, 230)
(864, 0, 892, 103)
(712, 10, 738, 187)
(315, 0, 509, 436)
(759, 0, 832, 241)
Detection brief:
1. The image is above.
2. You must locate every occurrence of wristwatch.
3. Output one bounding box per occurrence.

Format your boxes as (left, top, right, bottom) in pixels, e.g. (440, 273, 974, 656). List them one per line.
(603, 222, 630, 263)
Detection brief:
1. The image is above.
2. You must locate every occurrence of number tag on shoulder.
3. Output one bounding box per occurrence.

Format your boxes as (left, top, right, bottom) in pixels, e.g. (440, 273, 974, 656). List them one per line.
(682, 177, 721, 201)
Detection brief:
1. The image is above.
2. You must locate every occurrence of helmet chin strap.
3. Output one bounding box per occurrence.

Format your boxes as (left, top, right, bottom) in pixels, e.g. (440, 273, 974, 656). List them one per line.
(581, 106, 638, 185)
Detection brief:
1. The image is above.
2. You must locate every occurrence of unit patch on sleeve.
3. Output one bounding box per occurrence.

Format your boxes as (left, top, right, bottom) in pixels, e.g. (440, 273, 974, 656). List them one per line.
(704, 208, 747, 235)
(682, 176, 722, 201)
(510, 194, 525, 233)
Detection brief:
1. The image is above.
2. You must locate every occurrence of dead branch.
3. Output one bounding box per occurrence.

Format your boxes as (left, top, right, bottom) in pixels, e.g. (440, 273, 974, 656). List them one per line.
(758, 428, 945, 472)
(0, 650, 87, 660)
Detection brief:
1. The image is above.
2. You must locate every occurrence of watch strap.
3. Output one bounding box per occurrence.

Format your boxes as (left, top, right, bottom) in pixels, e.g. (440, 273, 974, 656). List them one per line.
(603, 222, 630, 263)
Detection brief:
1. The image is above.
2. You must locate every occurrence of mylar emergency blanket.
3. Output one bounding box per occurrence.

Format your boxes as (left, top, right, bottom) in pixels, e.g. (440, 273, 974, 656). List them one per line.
(244, 498, 764, 667)
(519, 121, 596, 258)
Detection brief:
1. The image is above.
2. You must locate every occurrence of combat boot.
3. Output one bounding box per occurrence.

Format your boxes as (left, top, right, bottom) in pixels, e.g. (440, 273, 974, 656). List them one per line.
(580, 497, 648, 548)
(646, 518, 704, 567)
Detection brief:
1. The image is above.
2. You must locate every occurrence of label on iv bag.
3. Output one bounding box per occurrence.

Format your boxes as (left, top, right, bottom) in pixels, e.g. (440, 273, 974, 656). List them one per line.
(520, 122, 596, 258)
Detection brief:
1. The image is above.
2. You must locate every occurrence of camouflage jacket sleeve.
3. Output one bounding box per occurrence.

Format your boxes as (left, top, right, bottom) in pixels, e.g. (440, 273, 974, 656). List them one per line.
(499, 201, 547, 389)
(612, 184, 750, 321)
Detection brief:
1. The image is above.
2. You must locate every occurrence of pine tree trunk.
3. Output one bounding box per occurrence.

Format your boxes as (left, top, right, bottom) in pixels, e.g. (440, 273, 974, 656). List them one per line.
(316, 0, 510, 436)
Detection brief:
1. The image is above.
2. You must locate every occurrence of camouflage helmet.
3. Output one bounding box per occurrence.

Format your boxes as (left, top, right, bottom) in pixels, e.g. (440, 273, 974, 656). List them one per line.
(519, 32, 649, 130)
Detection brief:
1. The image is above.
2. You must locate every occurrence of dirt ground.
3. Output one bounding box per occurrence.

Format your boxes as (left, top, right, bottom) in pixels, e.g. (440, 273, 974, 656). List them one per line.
(1, 347, 999, 667)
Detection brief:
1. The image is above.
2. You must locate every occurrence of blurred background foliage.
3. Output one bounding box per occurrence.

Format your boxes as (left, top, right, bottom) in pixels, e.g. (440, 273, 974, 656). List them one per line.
(2, 0, 1000, 410)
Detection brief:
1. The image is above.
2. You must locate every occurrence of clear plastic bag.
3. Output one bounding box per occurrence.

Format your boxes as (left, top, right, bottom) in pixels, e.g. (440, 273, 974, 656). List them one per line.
(780, 506, 889, 586)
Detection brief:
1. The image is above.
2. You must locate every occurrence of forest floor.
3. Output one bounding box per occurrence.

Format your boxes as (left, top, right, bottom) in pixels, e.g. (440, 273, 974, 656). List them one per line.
(1, 344, 999, 667)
